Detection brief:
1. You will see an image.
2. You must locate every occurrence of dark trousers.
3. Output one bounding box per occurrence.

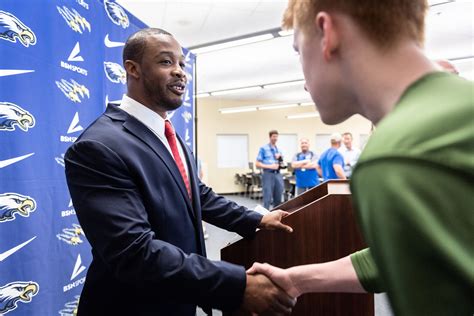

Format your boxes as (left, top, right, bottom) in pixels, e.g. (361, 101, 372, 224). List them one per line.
(262, 171, 283, 209)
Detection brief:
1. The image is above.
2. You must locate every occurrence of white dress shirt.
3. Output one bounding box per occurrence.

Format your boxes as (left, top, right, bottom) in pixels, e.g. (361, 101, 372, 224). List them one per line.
(119, 94, 190, 179)
(338, 146, 361, 177)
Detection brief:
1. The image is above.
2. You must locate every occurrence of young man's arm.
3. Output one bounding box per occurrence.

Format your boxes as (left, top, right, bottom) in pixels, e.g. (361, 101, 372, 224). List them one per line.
(248, 255, 367, 297)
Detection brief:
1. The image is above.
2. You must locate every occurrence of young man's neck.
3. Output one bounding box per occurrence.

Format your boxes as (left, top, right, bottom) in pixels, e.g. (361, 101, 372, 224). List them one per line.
(345, 41, 437, 125)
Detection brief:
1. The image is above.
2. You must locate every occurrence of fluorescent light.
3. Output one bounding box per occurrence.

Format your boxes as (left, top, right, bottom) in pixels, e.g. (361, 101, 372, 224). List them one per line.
(278, 30, 294, 37)
(196, 92, 211, 98)
(299, 102, 314, 107)
(449, 56, 474, 63)
(263, 80, 305, 89)
(258, 103, 299, 110)
(191, 34, 275, 54)
(428, 0, 454, 6)
(211, 86, 263, 96)
(286, 112, 320, 119)
(219, 106, 257, 114)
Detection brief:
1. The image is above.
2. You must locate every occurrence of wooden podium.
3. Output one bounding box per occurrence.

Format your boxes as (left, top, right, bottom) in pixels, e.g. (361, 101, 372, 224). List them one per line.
(221, 180, 374, 315)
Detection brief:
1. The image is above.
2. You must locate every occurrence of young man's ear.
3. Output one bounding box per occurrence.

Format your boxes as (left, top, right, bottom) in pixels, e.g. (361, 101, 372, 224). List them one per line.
(124, 60, 141, 80)
(315, 12, 340, 61)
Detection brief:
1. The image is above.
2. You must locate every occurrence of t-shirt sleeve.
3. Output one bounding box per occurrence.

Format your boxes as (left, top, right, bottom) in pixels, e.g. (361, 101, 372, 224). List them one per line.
(350, 248, 384, 293)
(350, 158, 474, 313)
(333, 152, 344, 166)
(256, 147, 264, 162)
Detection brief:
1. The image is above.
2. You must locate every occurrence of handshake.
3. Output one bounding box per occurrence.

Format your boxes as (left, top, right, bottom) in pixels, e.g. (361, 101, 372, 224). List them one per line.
(235, 263, 299, 315)
(232, 210, 300, 315)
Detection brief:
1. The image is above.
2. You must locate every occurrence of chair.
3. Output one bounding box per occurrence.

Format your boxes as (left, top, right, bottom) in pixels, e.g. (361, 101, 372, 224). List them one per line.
(243, 174, 253, 197)
(251, 174, 263, 200)
(248, 162, 254, 173)
(283, 178, 294, 201)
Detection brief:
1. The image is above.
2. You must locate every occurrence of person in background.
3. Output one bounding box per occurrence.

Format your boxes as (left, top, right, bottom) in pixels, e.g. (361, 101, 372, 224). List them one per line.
(65, 28, 296, 316)
(291, 138, 319, 195)
(256, 130, 285, 209)
(248, 1, 473, 315)
(316, 133, 346, 181)
(338, 132, 361, 178)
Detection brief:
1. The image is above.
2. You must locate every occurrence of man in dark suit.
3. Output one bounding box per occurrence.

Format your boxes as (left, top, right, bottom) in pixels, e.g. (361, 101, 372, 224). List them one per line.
(65, 28, 295, 316)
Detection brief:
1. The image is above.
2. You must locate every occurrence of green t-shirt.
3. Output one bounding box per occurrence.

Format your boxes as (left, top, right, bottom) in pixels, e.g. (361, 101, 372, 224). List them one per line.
(350, 72, 474, 315)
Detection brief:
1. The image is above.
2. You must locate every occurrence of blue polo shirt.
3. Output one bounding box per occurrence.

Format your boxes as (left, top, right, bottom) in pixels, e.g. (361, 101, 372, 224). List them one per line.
(318, 148, 344, 181)
(257, 144, 282, 165)
(293, 151, 319, 188)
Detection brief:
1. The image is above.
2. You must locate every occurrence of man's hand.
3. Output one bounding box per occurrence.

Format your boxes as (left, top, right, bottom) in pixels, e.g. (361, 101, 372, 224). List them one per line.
(269, 163, 280, 170)
(259, 210, 293, 233)
(247, 263, 301, 298)
(240, 273, 296, 315)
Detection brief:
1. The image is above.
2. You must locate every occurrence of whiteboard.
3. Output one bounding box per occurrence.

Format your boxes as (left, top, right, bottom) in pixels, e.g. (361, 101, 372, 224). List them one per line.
(217, 134, 248, 168)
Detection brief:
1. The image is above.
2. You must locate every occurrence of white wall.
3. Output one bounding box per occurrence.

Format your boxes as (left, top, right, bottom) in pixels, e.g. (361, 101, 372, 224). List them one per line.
(197, 98, 372, 193)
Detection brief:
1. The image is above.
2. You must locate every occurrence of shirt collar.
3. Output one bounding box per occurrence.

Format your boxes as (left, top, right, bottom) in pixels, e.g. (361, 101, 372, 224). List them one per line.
(119, 94, 168, 139)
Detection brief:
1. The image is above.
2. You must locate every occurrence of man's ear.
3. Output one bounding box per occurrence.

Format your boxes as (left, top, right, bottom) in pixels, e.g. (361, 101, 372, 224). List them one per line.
(124, 60, 140, 80)
(315, 12, 340, 61)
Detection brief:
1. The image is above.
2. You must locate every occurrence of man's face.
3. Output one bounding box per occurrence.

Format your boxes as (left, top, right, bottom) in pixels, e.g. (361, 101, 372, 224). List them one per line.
(270, 134, 278, 144)
(293, 23, 356, 125)
(139, 35, 187, 111)
(300, 139, 309, 152)
(343, 134, 352, 147)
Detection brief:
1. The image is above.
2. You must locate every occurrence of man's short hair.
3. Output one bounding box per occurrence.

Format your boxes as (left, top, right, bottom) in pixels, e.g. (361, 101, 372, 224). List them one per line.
(123, 28, 172, 65)
(269, 130, 279, 137)
(342, 132, 353, 139)
(283, 0, 428, 48)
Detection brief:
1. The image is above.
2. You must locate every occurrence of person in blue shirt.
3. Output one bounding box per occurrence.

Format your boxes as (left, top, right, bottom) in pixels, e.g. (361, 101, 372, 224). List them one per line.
(256, 130, 284, 209)
(291, 138, 319, 195)
(317, 133, 346, 181)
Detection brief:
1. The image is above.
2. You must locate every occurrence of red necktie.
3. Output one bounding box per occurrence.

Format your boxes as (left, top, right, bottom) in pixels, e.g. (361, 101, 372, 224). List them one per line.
(164, 120, 192, 199)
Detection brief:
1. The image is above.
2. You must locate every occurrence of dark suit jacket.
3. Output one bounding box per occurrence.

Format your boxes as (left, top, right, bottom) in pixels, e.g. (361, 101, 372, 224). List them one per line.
(65, 104, 262, 316)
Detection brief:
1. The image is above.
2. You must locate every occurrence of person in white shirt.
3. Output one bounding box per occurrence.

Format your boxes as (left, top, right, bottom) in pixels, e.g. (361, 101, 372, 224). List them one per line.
(338, 132, 361, 178)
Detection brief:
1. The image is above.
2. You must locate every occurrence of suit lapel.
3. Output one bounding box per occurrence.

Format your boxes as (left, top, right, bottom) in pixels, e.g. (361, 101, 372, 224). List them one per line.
(177, 135, 206, 255)
(106, 105, 195, 219)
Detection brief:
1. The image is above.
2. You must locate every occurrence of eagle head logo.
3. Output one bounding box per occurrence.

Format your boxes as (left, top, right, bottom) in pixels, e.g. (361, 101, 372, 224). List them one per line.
(104, 1, 129, 29)
(0, 281, 39, 314)
(56, 79, 90, 103)
(57, 224, 84, 245)
(57, 6, 91, 34)
(0, 102, 35, 132)
(0, 193, 37, 223)
(0, 11, 36, 47)
(104, 62, 126, 84)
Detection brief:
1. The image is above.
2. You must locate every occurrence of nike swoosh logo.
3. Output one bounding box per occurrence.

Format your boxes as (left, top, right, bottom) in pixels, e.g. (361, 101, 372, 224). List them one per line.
(104, 34, 125, 48)
(0, 69, 35, 77)
(0, 153, 35, 168)
(0, 236, 36, 262)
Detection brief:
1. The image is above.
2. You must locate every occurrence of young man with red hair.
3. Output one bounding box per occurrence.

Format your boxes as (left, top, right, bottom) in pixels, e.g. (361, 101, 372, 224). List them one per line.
(249, 1, 473, 314)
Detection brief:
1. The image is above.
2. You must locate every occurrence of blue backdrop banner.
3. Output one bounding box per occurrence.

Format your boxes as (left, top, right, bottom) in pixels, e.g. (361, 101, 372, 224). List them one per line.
(0, 1, 195, 314)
